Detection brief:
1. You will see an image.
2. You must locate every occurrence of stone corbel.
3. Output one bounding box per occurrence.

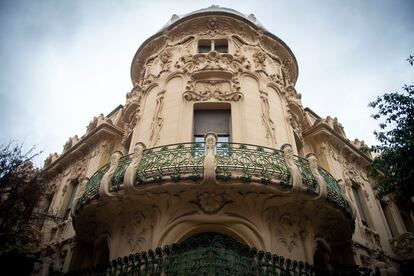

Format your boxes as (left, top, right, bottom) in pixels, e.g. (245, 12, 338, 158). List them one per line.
(281, 144, 302, 192)
(124, 142, 146, 192)
(306, 153, 327, 200)
(99, 151, 123, 201)
(203, 133, 217, 185)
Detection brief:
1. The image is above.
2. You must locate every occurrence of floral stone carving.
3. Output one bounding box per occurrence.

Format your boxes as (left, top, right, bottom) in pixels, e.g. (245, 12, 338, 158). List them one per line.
(197, 192, 224, 214)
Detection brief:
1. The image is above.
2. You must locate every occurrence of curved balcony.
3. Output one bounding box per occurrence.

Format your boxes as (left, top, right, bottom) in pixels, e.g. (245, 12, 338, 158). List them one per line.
(74, 140, 353, 221)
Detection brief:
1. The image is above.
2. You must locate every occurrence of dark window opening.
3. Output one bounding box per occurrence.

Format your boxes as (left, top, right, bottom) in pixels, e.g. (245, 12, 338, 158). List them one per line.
(198, 40, 211, 53)
(214, 39, 228, 53)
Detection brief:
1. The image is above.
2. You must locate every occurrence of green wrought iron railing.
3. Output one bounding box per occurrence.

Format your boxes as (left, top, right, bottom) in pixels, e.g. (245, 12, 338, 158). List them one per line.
(319, 167, 354, 219)
(135, 142, 205, 184)
(215, 143, 318, 194)
(74, 143, 205, 213)
(52, 233, 373, 276)
(216, 143, 291, 186)
(74, 142, 351, 220)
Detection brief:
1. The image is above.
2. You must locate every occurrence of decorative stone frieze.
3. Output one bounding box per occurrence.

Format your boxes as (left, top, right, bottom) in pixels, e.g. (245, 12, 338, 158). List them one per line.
(183, 79, 243, 101)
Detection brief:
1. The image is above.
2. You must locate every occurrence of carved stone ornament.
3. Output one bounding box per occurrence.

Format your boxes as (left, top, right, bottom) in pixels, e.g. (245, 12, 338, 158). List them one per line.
(149, 90, 165, 146)
(175, 51, 248, 75)
(124, 142, 146, 191)
(99, 151, 123, 200)
(306, 153, 327, 199)
(197, 192, 224, 214)
(203, 133, 217, 184)
(253, 51, 266, 71)
(390, 232, 414, 259)
(278, 214, 298, 253)
(260, 90, 276, 144)
(120, 211, 153, 252)
(183, 79, 243, 101)
(282, 85, 302, 106)
(281, 144, 302, 192)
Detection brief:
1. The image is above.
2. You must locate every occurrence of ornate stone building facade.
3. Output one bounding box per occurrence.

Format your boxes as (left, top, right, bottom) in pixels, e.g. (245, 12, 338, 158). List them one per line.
(34, 6, 412, 275)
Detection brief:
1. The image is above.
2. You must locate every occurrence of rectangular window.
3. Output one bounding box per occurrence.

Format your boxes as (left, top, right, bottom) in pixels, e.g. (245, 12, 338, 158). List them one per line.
(198, 40, 211, 53)
(214, 39, 228, 53)
(193, 109, 231, 143)
(352, 186, 370, 227)
(198, 39, 228, 54)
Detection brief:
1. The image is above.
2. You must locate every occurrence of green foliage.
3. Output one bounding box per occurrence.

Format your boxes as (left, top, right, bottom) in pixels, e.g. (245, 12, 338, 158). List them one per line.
(369, 56, 414, 201)
(0, 142, 44, 256)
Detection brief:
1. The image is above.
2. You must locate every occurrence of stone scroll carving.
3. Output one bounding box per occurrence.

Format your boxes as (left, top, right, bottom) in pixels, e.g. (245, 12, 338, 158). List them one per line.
(260, 90, 276, 144)
(124, 142, 146, 192)
(183, 79, 243, 102)
(99, 151, 123, 200)
(281, 144, 302, 192)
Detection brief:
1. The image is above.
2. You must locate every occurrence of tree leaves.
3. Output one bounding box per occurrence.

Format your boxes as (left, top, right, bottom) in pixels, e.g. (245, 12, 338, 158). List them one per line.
(0, 142, 44, 256)
(369, 57, 414, 202)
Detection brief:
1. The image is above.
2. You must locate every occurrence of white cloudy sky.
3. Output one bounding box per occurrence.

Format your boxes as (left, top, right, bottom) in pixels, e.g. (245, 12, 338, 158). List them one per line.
(0, 0, 413, 166)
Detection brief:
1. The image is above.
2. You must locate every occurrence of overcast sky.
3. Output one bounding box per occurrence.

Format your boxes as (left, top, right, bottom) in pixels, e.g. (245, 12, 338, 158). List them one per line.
(0, 0, 413, 166)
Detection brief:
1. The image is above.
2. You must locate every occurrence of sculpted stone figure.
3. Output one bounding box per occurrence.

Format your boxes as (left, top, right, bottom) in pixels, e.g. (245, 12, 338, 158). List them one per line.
(99, 151, 123, 200)
(124, 142, 146, 191)
(203, 133, 217, 185)
(281, 144, 302, 192)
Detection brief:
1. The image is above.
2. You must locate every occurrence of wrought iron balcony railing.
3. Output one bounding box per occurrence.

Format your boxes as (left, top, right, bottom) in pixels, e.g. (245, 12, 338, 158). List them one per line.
(74, 141, 353, 220)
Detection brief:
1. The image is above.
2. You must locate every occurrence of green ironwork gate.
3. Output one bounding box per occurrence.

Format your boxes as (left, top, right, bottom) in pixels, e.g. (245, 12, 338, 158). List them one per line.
(165, 233, 257, 275)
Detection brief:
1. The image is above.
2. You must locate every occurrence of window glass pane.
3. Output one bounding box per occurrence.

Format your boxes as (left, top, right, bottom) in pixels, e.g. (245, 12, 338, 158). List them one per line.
(194, 136, 204, 143)
(198, 45, 210, 53)
(217, 135, 229, 143)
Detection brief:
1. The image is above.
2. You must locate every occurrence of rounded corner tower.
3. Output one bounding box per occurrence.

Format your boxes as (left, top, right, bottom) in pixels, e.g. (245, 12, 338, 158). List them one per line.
(39, 6, 405, 276)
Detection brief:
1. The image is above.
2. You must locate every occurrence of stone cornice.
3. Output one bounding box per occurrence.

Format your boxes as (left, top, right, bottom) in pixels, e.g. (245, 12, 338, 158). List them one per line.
(43, 123, 124, 177)
(303, 122, 372, 165)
